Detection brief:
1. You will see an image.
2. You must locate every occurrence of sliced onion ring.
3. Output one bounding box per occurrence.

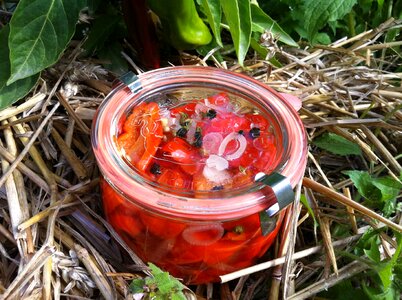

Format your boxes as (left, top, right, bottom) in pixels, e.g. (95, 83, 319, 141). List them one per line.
(206, 154, 229, 171)
(203, 165, 231, 184)
(204, 98, 229, 112)
(182, 224, 224, 246)
(203, 132, 223, 154)
(195, 103, 208, 114)
(218, 132, 247, 161)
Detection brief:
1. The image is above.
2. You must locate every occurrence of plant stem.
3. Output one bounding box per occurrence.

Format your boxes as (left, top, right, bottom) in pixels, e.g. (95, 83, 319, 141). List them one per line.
(51, 128, 88, 180)
(74, 244, 116, 300)
(1, 245, 56, 299)
(287, 260, 368, 300)
(220, 231, 362, 283)
(302, 177, 402, 233)
(347, 12, 356, 37)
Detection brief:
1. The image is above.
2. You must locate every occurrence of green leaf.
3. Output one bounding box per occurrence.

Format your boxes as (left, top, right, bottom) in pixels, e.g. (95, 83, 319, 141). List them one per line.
(220, 0, 252, 66)
(129, 278, 145, 294)
(300, 194, 318, 226)
(313, 133, 362, 156)
(201, 0, 222, 47)
(0, 25, 39, 110)
(148, 263, 164, 275)
(355, 228, 382, 256)
(343, 170, 381, 202)
(378, 263, 393, 290)
(355, 233, 402, 298)
(97, 42, 128, 76)
(362, 282, 399, 300)
(87, 0, 102, 14)
(171, 293, 187, 300)
(196, 37, 224, 63)
(250, 35, 282, 67)
(355, 228, 382, 262)
(147, 263, 186, 296)
(343, 170, 402, 215)
(250, 3, 298, 47)
(83, 12, 120, 56)
(7, 0, 87, 84)
(382, 198, 397, 218)
(391, 233, 402, 265)
(363, 235, 381, 263)
(371, 177, 402, 203)
(318, 279, 368, 299)
(303, 0, 358, 41)
(250, 36, 268, 56)
(153, 272, 175, 294)
(315, 32, 332, 44)
(378, 233, 402, 289)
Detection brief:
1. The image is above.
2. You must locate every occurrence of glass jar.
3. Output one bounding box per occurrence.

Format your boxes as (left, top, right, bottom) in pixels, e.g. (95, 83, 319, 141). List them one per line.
(92, 66, 307, 284)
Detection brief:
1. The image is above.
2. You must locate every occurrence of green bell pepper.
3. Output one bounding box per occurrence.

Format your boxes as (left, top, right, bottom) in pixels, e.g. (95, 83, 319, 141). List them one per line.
(147, 0, 212, 50)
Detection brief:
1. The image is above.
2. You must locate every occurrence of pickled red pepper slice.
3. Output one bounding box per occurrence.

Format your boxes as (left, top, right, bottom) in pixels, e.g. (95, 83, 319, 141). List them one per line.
(117, 102, 148, 150)
(138, 103, 164, 171)
(117, 102, 163, 172)
(161, 137, 201, 175)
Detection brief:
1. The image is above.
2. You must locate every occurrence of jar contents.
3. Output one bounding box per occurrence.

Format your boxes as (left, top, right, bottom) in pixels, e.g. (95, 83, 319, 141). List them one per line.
(101, 178, 283, 284)
(100, 91, 284, 284)
(116, 92, 278, 195)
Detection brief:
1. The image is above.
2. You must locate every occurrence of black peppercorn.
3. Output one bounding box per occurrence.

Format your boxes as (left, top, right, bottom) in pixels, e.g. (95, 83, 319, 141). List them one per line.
(212, 185, 224, 190)
(176, 127, 188, 138)
(206, 109, 217, 119)
(193, 129, 202, 148)
(249, 127, 261, 139)
(150, 163, 162, 175)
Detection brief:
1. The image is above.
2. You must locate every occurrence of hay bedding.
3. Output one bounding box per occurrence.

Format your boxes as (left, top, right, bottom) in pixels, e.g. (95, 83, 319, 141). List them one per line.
(0, 18, 401, 299)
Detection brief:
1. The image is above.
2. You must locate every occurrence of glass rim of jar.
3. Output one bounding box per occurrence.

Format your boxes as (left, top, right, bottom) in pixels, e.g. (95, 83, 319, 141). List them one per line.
(92, 66, 307, 220)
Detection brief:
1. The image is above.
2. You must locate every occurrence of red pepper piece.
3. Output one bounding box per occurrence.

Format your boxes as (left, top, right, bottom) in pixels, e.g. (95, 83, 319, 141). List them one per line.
(100, 178, 125, 214)
(229, 144, 259, 168)
(223, 213, 261, 241)
(161, 137, 201, 175)
(156, 167, 192, 190)
(245, 113, 269, 131)
(140, 211, 187, 239)
(116, 132, 135, 152)
(201, 113, 250, 136)
(123, 102, 148, 134)
(170, 102, 197, 117)
(202, 240, 244, 266)
(119, 102, 163, 173)
(168, 236, 206, 265)
(107, 211, 144, 238)
(208, 92, 230, 106)
(253, 132, 277, 171)
(117, 102, 148, 151)
(193, 171, 215, 191)
(117, 103, 148, 159)
(231, 168, 253, 188)
(136, 103, 163, 172)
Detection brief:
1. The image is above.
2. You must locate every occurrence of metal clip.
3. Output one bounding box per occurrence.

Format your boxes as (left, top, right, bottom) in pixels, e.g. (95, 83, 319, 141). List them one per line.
(256, 172, 294, 236)
(119, 71, 142, 93)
